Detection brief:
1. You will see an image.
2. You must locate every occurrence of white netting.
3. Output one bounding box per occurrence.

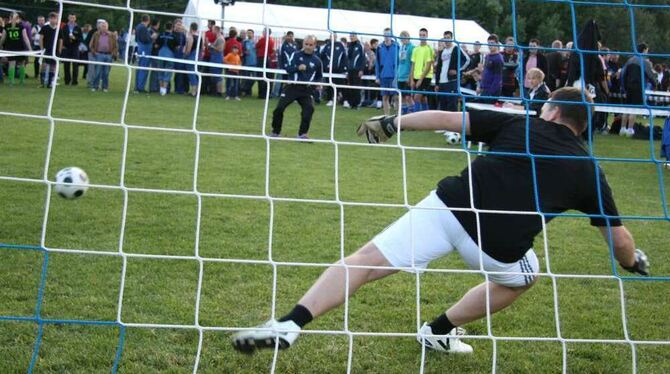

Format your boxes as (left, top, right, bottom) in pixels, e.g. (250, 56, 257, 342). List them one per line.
(1, 0, 669, 373)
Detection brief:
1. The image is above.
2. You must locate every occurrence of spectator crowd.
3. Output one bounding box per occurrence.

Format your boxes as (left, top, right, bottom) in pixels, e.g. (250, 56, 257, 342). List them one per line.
(2, 11, 669, 138)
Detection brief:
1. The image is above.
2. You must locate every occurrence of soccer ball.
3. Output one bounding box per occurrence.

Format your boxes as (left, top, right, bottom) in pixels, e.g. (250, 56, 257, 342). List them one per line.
(445, 131, 461, 145)
(55, 167, 89, 199)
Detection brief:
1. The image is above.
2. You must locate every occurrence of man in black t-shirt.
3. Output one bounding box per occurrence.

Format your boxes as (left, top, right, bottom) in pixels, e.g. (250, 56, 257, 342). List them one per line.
(231, 87, 650, 355)
(38, 12, 60, 88)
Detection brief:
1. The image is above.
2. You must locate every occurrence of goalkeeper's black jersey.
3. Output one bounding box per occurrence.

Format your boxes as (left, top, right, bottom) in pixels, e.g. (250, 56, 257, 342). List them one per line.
(436, 110, 621, 263)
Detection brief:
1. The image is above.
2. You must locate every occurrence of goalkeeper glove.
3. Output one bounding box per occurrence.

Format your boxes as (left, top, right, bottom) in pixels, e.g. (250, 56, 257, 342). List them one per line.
(621, 248, 650, 276)
(357, 115, 398, 144)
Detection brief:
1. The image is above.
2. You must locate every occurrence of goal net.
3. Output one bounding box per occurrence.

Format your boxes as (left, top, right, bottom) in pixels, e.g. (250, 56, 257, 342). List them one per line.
(0, 0, 669, 372)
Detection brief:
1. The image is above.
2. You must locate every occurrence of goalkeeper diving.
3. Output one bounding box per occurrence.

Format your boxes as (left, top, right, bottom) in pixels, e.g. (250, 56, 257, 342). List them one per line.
(232, 87, 650, 354)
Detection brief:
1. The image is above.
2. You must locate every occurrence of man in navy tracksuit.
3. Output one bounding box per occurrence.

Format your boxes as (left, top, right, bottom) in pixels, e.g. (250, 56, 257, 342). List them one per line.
(276, 31, 297, 98)
(375, 28, 399, 115)
(271, 35, 323, 139)
(345, 33, 366, 108)
(320, 32, 347, 106)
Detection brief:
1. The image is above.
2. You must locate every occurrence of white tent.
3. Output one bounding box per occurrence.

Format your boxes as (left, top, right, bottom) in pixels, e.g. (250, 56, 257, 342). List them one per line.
(183, 1, 490, 47)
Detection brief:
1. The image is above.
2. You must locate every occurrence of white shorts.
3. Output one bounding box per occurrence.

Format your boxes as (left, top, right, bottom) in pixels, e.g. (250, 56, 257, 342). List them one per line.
(372, 191, 539, 288)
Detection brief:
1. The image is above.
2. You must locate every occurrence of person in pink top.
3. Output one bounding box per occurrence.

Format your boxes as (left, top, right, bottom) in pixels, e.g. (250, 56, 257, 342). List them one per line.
(522, 39, 547, 96)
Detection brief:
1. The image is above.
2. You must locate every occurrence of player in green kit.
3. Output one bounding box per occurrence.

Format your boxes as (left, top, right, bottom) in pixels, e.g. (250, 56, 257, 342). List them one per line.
(0, 12, 33, 85)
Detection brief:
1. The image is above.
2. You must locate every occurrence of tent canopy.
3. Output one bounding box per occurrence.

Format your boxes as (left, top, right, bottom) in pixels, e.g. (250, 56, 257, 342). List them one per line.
(184, 1, 490, 47)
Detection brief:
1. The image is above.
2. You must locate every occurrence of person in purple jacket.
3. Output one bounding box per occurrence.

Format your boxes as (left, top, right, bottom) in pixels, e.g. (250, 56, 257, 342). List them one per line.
(478, 34, 504, 103)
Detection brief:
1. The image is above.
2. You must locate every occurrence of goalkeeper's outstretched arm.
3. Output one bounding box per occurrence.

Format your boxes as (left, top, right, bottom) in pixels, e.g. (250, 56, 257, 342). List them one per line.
(598, 226, 650, 276)
(396, 111, 471, 133)
(357, 111, 470, 144)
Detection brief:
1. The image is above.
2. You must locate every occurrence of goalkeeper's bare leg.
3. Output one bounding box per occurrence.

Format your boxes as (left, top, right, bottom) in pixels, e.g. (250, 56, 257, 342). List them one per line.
(232, 241, 534, 354)
(298, 243, 533, 322)
(297, 242, 398, 317)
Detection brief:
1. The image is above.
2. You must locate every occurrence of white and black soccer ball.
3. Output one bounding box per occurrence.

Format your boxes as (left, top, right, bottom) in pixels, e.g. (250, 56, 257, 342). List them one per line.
(55, 167, 89, 199)
(445, 131, 461, 145)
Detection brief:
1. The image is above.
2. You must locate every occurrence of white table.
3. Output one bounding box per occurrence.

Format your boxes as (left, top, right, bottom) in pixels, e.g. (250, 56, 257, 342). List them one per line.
(594, 105, 670, 117)
(646, 90, 670, 98)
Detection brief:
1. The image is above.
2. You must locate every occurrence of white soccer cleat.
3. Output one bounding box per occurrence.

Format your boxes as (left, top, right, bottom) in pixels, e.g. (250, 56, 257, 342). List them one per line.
(626, 127, 635, 137)
(326, 100, 334, 107)
(417, 323, 473, 354)
(343, 101, 351, 108)
(232, 319, 301, 354)
(619, 127, 627, 136)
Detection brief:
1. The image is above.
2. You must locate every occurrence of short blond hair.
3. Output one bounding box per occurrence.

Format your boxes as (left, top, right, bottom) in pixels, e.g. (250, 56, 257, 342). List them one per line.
(526, 67, 545, 81)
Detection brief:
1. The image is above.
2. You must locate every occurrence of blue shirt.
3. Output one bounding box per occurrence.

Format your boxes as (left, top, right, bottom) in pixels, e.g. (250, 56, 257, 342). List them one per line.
(279, 41, 297, 70)
(158, 32, 177, 52)
(320, 41, 347, 73)
(375, 41, 399, 80)
(135, 23, 151, 45)
(243, 39, 256, 66)
(662, 117, 670, 159)
(173, 31, 186, 57)
(286, 50, 323, 83)
(397, 42, 414, 82)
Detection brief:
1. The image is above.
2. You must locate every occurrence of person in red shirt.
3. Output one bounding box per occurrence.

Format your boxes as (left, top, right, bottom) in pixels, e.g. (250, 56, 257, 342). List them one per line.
(203, 19, 216, 60)
(255, 27, 275, 98)
(224, 28, 242, 56)
(203, 20, 217, 94)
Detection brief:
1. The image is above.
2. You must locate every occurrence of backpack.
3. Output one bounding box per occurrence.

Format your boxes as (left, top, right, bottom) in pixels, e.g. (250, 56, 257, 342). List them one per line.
(632, 123, 663, 140)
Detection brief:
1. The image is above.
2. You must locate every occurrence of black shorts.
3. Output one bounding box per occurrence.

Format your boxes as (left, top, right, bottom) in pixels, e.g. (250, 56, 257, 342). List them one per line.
(625, 89, 644, 105)
(398, 81, 410, 91)
(416, 78, 432, 92)
(6, 55, 26, 63)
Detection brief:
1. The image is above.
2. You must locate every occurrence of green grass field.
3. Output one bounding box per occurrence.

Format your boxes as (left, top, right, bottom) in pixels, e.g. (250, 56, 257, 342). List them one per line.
(1, 67, 669, 373)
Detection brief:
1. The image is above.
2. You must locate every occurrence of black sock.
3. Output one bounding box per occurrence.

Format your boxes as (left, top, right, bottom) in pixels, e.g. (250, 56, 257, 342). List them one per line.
(278, 304, 313, 328)
(428, 313, 456, 335)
